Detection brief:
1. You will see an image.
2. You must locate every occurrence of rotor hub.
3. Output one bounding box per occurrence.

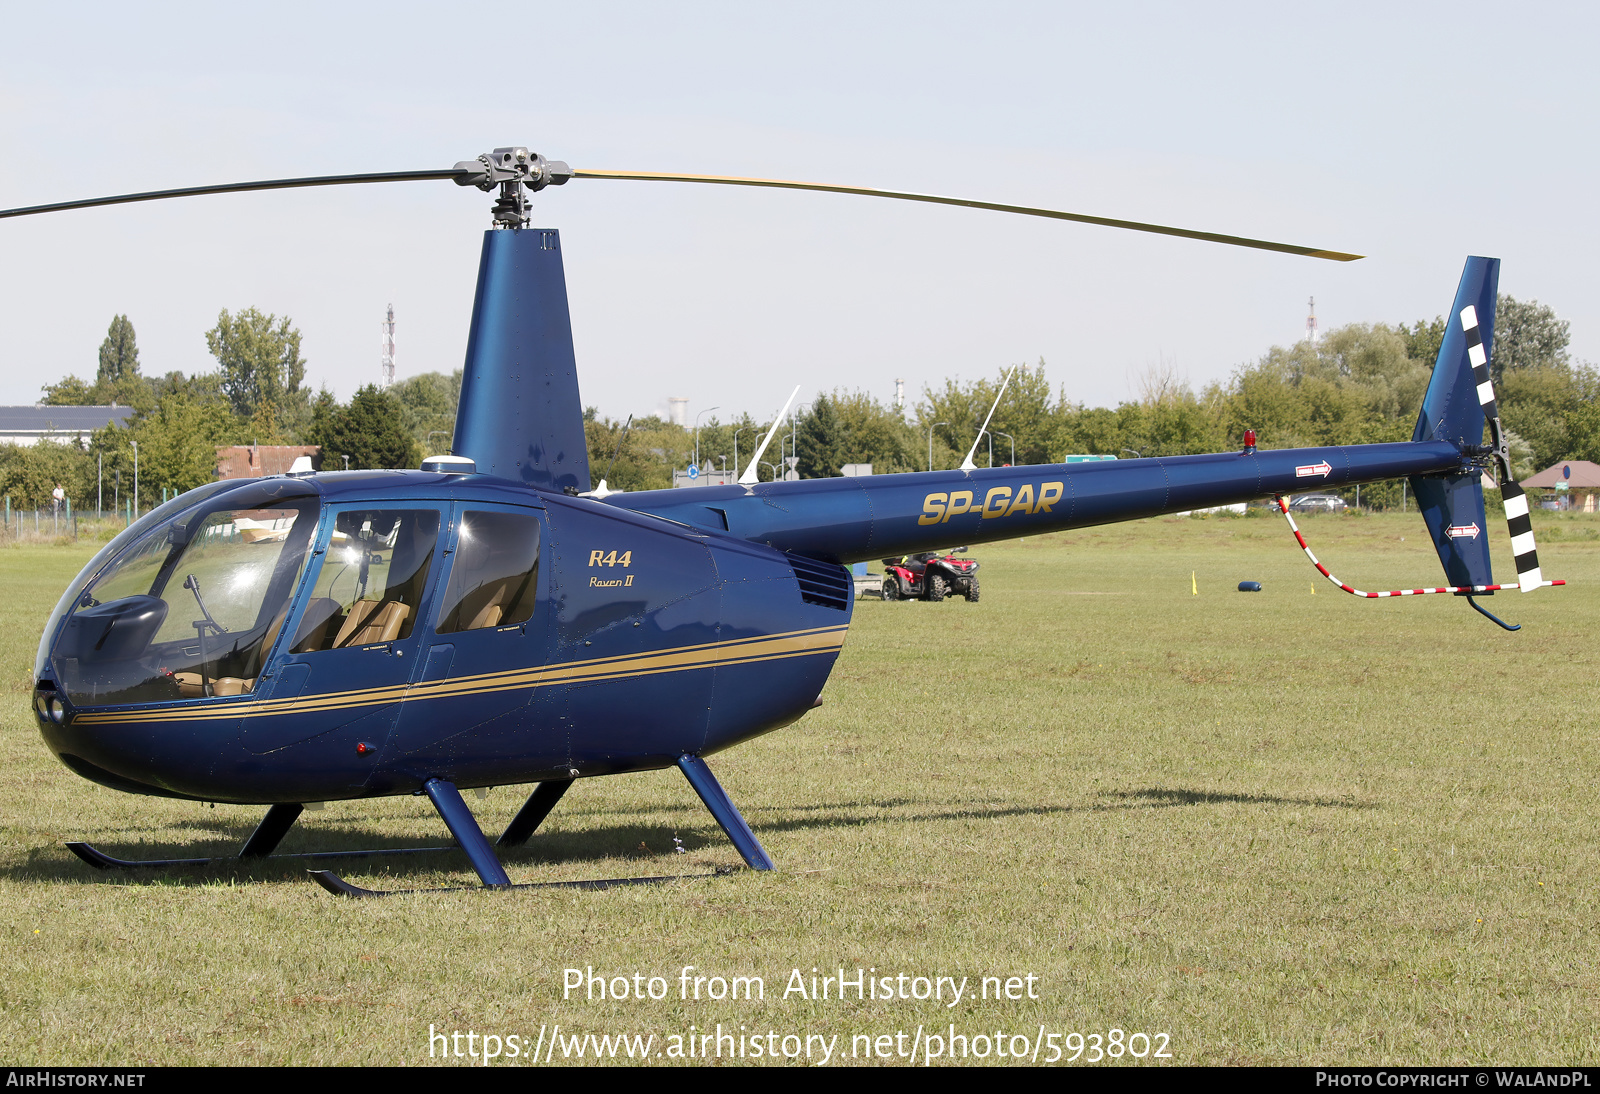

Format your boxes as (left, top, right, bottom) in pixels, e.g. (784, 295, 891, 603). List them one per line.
(452, 147, 572, 228)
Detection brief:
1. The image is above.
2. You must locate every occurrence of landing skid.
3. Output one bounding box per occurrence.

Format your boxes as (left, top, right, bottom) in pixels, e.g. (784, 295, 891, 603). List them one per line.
(65, 756, 774, 895)
(310, 865, 739, 899)
(65, 841, 454, 871)
(66, 800, 457, 871)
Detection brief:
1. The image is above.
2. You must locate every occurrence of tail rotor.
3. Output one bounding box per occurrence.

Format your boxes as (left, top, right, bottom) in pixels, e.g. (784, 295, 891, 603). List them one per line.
(1459, 304, 1543, 592)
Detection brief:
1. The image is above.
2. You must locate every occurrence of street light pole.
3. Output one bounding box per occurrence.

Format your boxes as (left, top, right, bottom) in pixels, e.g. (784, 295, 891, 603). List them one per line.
(993, 431, 1015, 466)
(785, 403, 811, 480)
(694, 406, 721, 471)
(927, 421, 948, 472)
(130, 440, 138, 518)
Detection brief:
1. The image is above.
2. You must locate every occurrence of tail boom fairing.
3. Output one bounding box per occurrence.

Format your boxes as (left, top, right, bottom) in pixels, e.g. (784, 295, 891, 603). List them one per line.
(612, 439, 1467, 564)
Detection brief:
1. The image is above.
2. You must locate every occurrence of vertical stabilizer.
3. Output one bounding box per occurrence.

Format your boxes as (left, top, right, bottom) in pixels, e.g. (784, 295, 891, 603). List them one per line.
(1410, 256, 1498, 589)
(453, 228, 591, 493)
(1413, 256, 1498, 448)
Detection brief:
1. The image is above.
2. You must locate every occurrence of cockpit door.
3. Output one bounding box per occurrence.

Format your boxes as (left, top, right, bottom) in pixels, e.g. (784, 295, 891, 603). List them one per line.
(240, 504, 447, 774)
(379, 502, 555, 788)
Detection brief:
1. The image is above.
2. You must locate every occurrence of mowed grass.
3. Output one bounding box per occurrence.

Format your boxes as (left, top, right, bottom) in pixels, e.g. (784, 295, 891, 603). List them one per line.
(0, 510, 1596, 1066)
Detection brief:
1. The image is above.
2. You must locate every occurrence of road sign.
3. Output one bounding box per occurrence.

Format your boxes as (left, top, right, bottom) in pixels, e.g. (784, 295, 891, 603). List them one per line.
(687, 464, 698, 480)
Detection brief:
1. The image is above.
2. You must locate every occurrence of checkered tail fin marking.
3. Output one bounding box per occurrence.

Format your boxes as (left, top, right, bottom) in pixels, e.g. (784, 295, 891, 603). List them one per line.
(1460, 304, 1543, 592)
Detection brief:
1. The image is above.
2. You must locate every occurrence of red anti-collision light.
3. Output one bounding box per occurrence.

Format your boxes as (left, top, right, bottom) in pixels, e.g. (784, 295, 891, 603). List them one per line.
(1243, 429, 1257, 449)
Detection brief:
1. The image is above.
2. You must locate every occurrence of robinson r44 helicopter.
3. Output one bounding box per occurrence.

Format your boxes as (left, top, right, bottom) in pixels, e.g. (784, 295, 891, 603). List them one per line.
(5, 148, 1562, 895)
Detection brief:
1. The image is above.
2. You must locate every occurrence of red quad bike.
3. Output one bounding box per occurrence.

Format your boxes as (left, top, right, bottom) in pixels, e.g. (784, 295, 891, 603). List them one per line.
(881, 548, 980, 602)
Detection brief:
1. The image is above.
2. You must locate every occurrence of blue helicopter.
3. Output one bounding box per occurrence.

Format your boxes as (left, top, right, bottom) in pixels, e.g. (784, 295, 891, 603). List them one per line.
(6, 148, 1555, 895)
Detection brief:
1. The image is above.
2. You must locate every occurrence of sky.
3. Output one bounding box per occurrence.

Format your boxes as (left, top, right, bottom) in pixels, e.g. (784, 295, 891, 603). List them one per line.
(1, 2, 1596, 427)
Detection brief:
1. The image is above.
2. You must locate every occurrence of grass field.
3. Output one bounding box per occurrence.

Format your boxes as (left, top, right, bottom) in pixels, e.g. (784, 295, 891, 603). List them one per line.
(1, 509, 1596, 1066)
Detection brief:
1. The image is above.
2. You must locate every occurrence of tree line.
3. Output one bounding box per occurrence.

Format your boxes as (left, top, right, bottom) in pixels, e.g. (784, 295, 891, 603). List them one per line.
(0, 311, 455, 509)
(4, 296, 1593, 511)
(590, 295, 1596, 508)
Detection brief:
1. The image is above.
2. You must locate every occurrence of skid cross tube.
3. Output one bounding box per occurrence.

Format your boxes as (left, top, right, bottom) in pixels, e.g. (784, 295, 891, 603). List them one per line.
(677, 754, 774, 870)
(498, 779, 573, 847)
(238, 803, 303, 858)
(424, 778, 511, 888)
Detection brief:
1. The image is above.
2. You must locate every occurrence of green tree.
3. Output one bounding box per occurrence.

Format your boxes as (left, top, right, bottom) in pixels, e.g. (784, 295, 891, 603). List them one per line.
(692, 413, 761, 481)
(0, 440, 94, 509)
(148, 369, 229, 407)
(97, 315, 140, 385)
(917, 362, 1060, 469)
(583, 412, 681, 491)
(1212, 325, 1421, 453)
(1399, 316, 1446, 370)
(206, 307, 309, 427)
(1051, 403, 1125, 457)
(1498, 364, 1600, 469)
(126, 394, 239, 495)
(795, 395, 847, 478)
(39, 375, 97, 406)
(392, 371, 462, 456)
(40, 316, 153, 410)
(829, 391, 919, 473)
(318, 385, 419, 470)
(1492, 296, 1569, 383)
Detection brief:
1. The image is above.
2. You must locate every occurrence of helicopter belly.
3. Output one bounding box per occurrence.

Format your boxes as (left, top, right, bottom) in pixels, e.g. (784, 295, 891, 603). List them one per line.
(40, 699, 388, 804)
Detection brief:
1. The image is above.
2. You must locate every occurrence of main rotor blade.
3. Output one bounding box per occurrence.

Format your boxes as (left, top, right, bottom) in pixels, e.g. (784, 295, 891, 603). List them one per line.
(573, 169, 1363, 261)
(0, 169, 468, 220)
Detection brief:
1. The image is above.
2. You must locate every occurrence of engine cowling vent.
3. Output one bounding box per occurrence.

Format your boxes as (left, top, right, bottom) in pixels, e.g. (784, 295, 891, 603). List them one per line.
(788, 553, 851, 611)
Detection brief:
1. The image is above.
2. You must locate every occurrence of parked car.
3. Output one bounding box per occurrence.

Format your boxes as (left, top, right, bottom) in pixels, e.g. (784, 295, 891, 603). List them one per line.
(1288, 494, 1348, 513)
(881, 549, 980, 602)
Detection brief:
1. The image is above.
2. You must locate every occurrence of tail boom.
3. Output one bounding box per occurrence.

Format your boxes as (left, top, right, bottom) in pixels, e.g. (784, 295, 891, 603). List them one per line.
(612, 439, 1466, 563)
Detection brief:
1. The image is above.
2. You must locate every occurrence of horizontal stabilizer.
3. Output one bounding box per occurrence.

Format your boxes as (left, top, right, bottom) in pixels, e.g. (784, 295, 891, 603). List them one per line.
(1410, 473, 1495, 589)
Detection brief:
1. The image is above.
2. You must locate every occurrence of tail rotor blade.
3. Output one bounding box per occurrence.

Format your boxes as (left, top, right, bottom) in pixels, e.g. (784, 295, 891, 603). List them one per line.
(1460, 304, 1544, 591)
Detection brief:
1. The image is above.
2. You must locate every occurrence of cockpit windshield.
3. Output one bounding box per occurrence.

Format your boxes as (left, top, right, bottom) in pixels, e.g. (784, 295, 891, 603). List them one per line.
(50, 483, 319, 707)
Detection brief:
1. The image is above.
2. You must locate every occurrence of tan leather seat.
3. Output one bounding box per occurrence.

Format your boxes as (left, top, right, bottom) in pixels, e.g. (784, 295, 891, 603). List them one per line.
(174, 672, 254, 697)
(332, 600, 411, 648)
(453, 577, 520, 632)
(291, 597, 343, 653)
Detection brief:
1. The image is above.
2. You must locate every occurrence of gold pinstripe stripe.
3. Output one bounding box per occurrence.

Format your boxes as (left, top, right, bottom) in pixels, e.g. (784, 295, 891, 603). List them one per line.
(72, 625, 850, 726)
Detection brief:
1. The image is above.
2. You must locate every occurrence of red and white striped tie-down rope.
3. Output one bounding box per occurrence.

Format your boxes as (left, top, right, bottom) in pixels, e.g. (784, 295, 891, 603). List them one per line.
(1273, 495, 1564, 598)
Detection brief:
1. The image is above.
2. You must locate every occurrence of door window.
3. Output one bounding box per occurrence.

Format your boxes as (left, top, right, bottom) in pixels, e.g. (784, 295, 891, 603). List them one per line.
(290, 509, 441, 652)
(435, 509, 542, 633)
